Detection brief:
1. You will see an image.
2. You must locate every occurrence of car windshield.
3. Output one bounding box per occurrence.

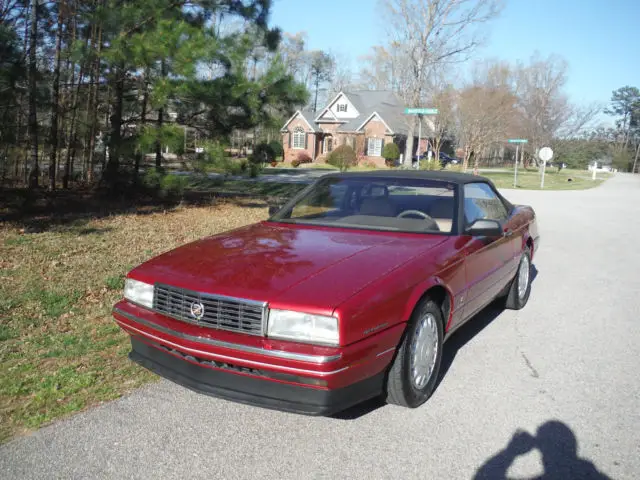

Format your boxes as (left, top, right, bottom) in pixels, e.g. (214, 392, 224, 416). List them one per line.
(270, 176, 457, 234)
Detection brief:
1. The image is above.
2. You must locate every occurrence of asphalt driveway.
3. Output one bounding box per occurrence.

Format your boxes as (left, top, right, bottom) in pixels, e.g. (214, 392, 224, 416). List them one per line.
(2, 174, 639, 479)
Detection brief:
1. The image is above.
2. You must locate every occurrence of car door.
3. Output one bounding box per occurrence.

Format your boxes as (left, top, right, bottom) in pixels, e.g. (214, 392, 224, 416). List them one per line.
(460, 182, 516, 319)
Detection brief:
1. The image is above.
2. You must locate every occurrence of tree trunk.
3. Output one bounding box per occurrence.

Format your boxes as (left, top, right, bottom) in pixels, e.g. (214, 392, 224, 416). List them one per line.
(64, 4, 86, 188)
(313, 75, 320, 113)
(83, 24, 96, 180)
(105, 64, 125, 184)
(433, 136, 441, 165)
(404, 119, 416, 166)
(134, 74, 149, 185)
(27, 0, 39, 189)
(155, 60, 167, 169)
(48, 5, 64, 191)
(86, 5, 103, 183)
(155, 105, 164, 168)
(462, 145, 472, 172)
(14, 108, 21, 180)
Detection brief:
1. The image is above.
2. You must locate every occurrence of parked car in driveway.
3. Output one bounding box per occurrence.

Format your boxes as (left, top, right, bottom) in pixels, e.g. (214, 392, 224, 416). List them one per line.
(438, 152, 460, 166)
(411, 152, 460, 168)
(113, 171, 539, 415)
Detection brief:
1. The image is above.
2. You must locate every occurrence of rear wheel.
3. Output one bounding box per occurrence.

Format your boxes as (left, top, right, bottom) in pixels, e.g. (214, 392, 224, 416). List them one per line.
(385, 298, 444, 408)
(505, 247, 532, 310)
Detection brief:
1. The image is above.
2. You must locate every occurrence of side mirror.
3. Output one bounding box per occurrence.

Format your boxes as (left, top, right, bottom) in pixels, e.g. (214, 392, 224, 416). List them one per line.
(465, 219, 503, 237)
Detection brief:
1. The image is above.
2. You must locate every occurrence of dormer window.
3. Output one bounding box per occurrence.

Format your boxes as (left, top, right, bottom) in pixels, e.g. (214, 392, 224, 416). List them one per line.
(337, 104, 347, 112)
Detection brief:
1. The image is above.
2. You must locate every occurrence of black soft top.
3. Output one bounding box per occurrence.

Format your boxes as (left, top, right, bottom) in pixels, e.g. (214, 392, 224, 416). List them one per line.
(323, 169, 491, 185)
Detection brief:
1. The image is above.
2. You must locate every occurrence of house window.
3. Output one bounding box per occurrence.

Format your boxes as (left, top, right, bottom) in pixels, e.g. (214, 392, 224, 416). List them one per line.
(367, 137, 383, 157)
(292, 127, 305, 149)
(324, 136, 333, 154)
(337, 104, 347, 112)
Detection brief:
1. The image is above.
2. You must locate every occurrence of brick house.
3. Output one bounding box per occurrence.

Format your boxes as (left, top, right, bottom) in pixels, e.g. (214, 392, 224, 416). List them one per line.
(280, 91, 431, 167)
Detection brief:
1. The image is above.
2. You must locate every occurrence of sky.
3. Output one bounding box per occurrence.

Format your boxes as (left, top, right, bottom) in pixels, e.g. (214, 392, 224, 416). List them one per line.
(270, 0, 640, 110)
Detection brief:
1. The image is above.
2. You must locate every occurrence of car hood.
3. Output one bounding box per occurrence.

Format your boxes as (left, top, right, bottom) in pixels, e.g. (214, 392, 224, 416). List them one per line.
(130, 222, 446, 313)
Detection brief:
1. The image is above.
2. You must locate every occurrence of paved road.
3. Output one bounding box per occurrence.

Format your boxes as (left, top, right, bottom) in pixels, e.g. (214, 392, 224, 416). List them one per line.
(2, 175, 639, 479)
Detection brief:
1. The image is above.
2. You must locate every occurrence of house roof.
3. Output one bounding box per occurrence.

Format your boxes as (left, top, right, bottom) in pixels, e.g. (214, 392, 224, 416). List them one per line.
(336, 90, 409, 134)
(299, 109, 320, 131)
(282, 90, 431, 137)
(280, 109, 319, 132)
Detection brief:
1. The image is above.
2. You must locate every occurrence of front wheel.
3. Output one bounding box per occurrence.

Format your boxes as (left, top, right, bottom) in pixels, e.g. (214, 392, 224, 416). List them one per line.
(385, 298, 444, 408)
(505, 247, 532, 310)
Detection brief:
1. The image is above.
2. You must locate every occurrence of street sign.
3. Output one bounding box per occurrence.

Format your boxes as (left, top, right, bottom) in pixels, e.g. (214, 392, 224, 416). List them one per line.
(404, 108, 438, 115)
(404, 108, 437, 164)
(508, 139, 528, 144)
(539, 147, 553, 162)
(539, 147, 553, 188)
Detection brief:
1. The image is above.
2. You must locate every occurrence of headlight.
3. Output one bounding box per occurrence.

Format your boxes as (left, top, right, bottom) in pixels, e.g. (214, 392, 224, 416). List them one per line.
(267, 309, 339, 346)
(124, 278, 154, 309)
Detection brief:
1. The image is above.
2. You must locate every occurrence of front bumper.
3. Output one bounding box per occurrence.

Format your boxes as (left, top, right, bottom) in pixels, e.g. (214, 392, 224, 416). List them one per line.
(113, 301, 403, 415)
(130, 336, 384, 415)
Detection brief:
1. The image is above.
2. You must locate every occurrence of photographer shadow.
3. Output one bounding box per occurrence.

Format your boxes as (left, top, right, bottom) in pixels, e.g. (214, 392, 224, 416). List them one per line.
(474, 420, 612, 480)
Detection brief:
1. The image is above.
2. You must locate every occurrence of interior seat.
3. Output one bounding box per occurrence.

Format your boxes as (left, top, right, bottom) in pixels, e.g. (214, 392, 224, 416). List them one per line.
(359, 196, 396, 217)
(428, 199, 454, 232)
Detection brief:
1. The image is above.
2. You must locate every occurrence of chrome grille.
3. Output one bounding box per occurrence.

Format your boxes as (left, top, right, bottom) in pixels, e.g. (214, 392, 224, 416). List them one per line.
(153, 284, 266, 336)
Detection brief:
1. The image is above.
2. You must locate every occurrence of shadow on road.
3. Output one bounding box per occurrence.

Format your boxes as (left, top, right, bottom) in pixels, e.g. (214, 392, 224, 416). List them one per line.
(474, 420, 612, 479)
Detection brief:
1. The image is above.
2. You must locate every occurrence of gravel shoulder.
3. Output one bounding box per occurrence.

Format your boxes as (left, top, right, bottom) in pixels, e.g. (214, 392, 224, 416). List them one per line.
(2, 174, 639, 480)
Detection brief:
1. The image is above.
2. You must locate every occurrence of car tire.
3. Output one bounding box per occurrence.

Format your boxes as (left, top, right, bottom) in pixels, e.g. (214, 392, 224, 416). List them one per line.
(505, 247, 532, 310)
(385, 298, 444, 408)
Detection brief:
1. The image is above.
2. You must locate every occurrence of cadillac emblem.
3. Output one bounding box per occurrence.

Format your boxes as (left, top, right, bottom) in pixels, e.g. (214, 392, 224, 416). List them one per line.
(190, 301, 205, 320)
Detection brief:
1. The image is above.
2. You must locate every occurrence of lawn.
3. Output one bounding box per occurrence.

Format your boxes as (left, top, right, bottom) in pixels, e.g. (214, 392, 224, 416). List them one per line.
(0, 201, 268, 443)
(185, 168, 610, 200)
(482, 168, 611, 190)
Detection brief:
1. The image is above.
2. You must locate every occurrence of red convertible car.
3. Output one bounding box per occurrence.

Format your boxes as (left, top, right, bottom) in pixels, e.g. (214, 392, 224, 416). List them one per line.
(113, 171, 539, 414)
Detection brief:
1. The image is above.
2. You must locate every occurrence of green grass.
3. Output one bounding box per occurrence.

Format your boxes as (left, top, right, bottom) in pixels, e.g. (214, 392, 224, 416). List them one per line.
(0, 202, 269, 443)
(104, 274, 125, 291)
(481, 168, 611, 190)
(185, 167, 610, 201)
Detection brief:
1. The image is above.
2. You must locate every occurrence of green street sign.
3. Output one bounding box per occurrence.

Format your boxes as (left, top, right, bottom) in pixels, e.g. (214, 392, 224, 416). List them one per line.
(508, 139, 528, 144)
(405, 108, 438, 115)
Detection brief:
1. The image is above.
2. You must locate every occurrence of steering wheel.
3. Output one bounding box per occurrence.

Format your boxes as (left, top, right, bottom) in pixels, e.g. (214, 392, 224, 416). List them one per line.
(397, 209, 433, 220)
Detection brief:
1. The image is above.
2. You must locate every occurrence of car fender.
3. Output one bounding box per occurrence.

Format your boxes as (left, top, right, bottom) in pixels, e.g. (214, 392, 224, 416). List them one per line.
(402, 276, 455, 328)
(521, 212, 539, 259)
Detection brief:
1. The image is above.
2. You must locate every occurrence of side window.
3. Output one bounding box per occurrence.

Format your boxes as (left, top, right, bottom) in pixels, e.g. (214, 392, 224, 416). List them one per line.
(290, 181, 343, 219)
(463, 183, 508, 225)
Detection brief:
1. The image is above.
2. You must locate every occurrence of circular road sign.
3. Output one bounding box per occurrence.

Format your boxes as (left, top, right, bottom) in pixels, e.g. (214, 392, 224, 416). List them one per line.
(539, 147, 553, 163)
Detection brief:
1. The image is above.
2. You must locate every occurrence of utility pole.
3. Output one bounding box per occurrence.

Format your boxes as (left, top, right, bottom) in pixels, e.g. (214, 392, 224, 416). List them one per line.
(633, 137, 639, 174)
(514, 144, 519, 187)
(417, 114, 422, 166)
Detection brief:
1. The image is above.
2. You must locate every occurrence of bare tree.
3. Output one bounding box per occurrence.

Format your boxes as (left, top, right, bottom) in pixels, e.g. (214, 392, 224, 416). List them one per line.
(327, 52, 353, 98)
(357, 43, 408, 91)
(514, 54, 572, 165)
(381, 0, 502, 160)
(279, 32, 308, 84)
(456, 63, 517, 171)
(428, 77, 457, 162)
